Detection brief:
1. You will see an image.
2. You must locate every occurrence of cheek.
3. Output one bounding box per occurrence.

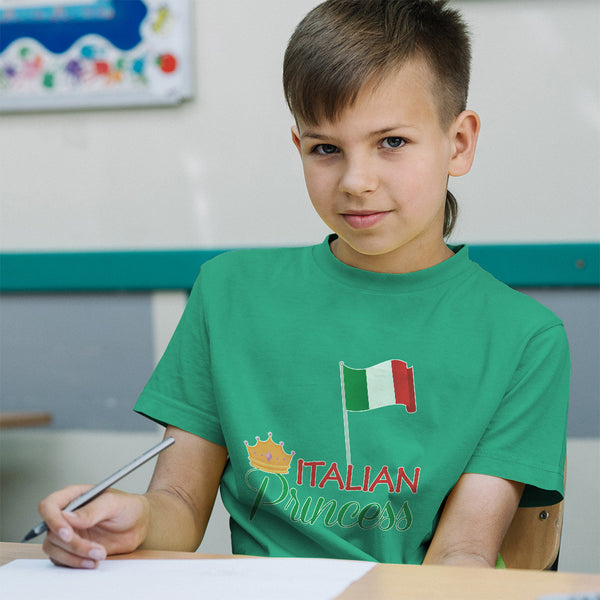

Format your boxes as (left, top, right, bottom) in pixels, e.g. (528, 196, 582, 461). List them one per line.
(410, 155, 448, 194)
(389, 159, 448, 214)
(387, 160, 429, 198)
(303, 165, 333, 201)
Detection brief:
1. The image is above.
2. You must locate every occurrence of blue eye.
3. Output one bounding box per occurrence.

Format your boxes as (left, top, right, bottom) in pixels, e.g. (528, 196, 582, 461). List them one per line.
(382, 137, 406, 149)
(313, 143, 339, 155)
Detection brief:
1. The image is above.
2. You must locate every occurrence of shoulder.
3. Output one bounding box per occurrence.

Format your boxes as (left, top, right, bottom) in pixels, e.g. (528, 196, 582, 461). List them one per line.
(194, 244, 316, 294)
(464, 257, 564, 333)
(204, 245, 309, 275)
(206, 245, 306, 268)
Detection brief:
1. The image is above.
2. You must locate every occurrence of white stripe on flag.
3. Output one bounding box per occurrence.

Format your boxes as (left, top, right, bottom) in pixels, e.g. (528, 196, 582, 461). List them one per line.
(365, 360, 396, 409)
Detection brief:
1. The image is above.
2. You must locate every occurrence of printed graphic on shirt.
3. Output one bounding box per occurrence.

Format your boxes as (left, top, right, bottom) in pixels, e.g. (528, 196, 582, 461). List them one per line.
(244, 433, 420, 532)
(340, 360, 417, 413)
(340, 359, 417, 466)
(244, 432, 295, 474)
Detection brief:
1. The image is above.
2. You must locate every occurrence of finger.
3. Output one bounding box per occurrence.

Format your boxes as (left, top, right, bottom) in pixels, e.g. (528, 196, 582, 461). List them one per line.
(43, 526, 106, 570)
(38, 484, 93, 540)
(43, 534, 103, 570)
(63, 492, 147, 556)
(48, 516, 107, 559)
(63, 495, 116, 531)
(39, 509, 107, 566)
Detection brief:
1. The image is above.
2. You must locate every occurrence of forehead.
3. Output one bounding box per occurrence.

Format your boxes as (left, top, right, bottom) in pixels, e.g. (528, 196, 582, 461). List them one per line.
(298, 58, 443, 135)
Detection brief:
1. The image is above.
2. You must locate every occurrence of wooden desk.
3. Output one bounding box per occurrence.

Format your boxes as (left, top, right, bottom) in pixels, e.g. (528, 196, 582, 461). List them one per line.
(1, 542, 599, 599)
(0, 411, 52, 429)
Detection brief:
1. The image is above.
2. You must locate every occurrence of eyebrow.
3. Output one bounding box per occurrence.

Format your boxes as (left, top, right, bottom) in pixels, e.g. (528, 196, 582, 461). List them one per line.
(300, 125, 415, 140)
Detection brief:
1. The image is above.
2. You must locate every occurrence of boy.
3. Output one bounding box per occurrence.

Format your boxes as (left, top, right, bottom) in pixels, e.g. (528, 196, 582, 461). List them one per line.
(39, 0, 569, 569)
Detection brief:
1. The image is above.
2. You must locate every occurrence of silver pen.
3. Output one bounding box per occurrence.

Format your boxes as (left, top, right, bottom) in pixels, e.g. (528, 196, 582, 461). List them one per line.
(21, 436, 175, 542)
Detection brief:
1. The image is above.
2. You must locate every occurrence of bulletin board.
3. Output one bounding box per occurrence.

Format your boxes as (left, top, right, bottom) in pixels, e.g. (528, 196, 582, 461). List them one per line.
(0, 0, 193, 111)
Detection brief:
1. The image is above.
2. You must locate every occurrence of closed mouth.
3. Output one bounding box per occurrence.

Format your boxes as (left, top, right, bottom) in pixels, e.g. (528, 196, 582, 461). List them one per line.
(341, 210, 391, 229)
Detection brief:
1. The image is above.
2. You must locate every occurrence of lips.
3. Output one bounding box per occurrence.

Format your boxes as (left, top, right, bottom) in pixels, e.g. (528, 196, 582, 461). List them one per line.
(342, 211, 390, 229)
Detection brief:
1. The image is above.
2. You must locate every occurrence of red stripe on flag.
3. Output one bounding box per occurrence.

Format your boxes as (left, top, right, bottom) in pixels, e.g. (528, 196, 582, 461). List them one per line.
(391, 360, 417, 413)
(406, 366, 416, 413)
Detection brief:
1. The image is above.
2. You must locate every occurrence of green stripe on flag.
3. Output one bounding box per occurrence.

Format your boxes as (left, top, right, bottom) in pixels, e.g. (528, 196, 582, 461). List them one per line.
(343, 365, 369, 411)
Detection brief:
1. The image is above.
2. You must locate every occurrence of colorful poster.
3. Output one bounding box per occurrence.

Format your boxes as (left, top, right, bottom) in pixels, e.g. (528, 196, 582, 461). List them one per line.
(0, 0, 193, 111)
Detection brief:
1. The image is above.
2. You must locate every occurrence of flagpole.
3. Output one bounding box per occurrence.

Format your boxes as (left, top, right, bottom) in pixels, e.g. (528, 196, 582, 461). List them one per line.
(339, 362, 351, 467)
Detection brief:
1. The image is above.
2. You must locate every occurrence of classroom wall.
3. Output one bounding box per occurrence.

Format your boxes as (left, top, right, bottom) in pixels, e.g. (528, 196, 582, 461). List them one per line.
(0, 1, 598, 250)
(1, 0, 598, 574)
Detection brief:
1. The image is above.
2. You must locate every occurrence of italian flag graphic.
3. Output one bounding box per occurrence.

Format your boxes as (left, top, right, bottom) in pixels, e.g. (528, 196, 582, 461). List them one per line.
(340, 360, 417, 465)
(341, 360, 416, 413)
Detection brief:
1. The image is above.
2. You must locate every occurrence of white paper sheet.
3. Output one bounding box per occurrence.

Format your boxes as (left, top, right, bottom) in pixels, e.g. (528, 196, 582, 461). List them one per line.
(0, 557, 375, 600)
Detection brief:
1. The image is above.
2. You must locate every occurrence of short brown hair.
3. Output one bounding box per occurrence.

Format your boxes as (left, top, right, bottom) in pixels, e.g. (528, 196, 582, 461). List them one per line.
(283, 0, 472, 237)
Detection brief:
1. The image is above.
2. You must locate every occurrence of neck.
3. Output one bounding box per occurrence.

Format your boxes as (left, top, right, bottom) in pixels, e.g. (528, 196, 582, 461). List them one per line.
(330, 237, 455, 274)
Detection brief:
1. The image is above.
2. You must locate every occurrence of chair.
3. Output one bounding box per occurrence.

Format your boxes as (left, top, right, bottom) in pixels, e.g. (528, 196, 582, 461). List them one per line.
(500, 499, 564, 569)
(500, 462, 566, 570)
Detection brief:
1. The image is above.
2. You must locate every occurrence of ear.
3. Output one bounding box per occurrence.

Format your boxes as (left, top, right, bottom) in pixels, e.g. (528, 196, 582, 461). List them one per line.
(448, 110, 480, 177)
(291, 125, 303, 156)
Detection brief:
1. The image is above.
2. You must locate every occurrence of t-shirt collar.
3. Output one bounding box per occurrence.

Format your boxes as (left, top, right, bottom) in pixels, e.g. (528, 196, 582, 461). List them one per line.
(311, 234, 472, 293)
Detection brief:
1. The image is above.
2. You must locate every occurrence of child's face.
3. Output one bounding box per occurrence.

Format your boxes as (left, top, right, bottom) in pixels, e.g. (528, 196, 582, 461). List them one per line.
(292, 58, 477, 273)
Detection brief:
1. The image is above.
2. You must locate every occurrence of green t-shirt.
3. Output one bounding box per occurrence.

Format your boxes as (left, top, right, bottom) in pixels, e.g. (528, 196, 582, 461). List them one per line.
(135, 236, 569, 564)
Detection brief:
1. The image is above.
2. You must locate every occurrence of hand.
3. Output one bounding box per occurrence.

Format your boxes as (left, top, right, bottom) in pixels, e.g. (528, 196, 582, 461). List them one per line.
(38, 485, 149, 569)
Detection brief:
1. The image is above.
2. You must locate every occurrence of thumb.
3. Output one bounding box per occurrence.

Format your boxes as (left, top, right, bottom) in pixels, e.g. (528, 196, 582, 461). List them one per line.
(62, 490, 128, 532)
(62, 503, 106, 531)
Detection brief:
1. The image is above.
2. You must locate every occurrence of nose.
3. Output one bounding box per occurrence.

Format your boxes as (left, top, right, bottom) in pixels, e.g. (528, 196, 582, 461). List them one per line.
(338, 155, 379, 197)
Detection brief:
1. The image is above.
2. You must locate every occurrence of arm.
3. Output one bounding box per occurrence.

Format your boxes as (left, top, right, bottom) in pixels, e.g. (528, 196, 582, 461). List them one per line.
(423, 473, 524, 568)
(39, 426, 228, 568)
(141, 425, 228, 551)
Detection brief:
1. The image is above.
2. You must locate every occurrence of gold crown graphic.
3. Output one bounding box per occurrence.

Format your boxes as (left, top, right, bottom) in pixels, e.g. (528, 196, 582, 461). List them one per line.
(245, 433, 295, 474)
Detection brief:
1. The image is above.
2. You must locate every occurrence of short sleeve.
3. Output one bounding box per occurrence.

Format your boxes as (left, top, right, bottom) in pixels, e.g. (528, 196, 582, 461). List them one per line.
(134, 272, 225, 446)
(465, 323, 570, 507)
